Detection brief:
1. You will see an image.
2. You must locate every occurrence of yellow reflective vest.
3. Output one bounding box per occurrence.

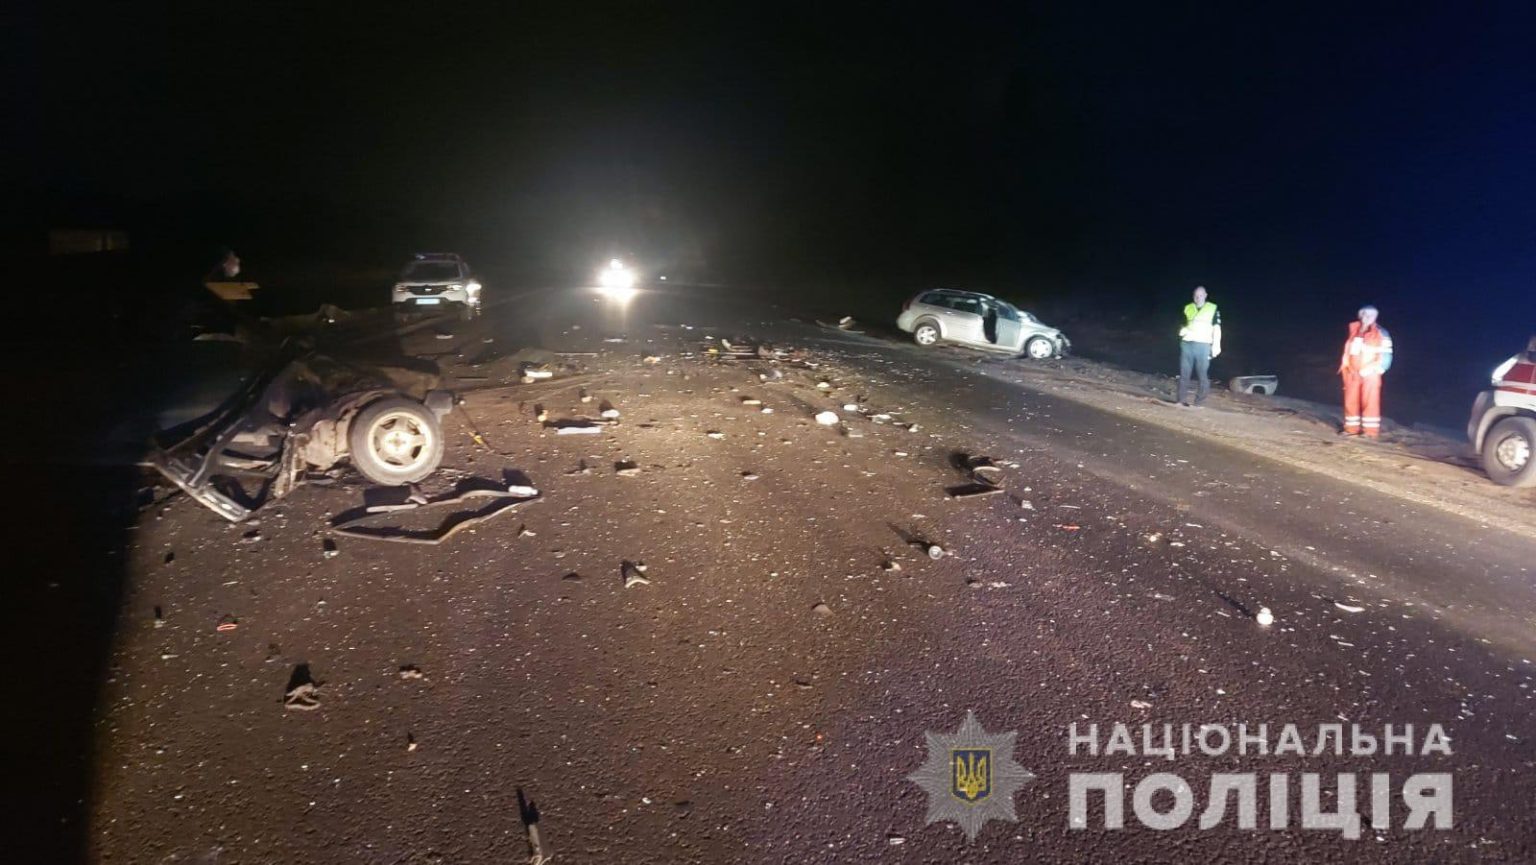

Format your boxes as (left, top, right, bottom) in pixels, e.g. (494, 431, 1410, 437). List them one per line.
(1180, 302, 1220, 343)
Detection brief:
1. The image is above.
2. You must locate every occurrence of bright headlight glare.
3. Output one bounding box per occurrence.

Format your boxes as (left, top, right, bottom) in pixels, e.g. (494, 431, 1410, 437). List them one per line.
(599, 284, 639, 302)
(600, 268, 635, 289)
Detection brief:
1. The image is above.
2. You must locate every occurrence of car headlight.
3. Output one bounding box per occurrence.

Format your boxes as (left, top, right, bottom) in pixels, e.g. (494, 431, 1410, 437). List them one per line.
(599, 268, 636, 289)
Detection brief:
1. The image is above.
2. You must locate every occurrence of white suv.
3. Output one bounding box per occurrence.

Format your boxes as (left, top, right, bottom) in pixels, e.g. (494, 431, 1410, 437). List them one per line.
(392, 253, 481, 316)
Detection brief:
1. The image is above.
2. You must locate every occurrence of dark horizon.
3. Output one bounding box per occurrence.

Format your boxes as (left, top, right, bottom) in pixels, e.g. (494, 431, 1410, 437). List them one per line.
(10, 4, 1535, 348)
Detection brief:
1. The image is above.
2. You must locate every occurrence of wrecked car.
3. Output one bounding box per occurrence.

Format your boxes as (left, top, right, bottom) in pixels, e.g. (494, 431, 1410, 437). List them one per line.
(897, 289, 1069, 359)
(148, 341, 454, 521)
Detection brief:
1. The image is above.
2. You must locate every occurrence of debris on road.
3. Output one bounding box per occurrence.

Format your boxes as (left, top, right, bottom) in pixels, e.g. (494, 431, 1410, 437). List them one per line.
(283, 665, 321, 711)
(398, 665, 424, 681)
(814, 410, 840, 425)
(615, 461, 642, 477)
(623, 561, 650, 588)
(1130, 699, 1153, 709)
(1256, 607, 1276, 626)
(1333, 601, 1366, 613)
(215, 615, 239, 632)
(949, 484, 1007, 499)
(332, 481, 540, 545)
(811, 602, 833, 617)
(552, 421, 604, 435)
(927, 544, 945, 560)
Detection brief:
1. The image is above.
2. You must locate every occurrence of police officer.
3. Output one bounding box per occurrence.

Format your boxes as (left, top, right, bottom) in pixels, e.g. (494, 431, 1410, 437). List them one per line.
(1176, 285, 1222, 407)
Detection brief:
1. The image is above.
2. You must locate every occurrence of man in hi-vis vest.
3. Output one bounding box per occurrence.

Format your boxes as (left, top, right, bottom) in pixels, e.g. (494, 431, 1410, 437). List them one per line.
(1338, 305, 1393, 437)
(1176, 286, 1222, 407)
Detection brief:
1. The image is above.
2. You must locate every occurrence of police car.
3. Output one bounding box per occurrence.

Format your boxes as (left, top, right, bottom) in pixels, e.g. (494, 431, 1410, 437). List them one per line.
(1467, 336, 1536, 487)
(392, 253, 481, 316)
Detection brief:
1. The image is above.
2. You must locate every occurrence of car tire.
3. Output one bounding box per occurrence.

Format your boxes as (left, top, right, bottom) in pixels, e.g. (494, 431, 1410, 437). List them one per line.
(913, 319, 941, 347)
(1481, 416, 1536, 487)
(348, 397, 445, 486)
(1023, 336, 1055, 360)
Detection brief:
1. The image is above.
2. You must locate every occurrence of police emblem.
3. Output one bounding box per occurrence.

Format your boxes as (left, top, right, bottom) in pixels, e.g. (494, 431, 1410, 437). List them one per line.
(908, 711, 1034, 841)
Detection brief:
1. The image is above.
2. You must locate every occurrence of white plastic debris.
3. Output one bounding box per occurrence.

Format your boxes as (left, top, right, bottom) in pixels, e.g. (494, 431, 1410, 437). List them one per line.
(814, 411, 840, 425)
(1256, 607, 1275, 627)
(1333, 602, 1365, 613)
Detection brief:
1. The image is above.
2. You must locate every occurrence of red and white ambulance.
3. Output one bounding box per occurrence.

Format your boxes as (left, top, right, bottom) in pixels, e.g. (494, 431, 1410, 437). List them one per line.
(1468, 336, 1536, 487)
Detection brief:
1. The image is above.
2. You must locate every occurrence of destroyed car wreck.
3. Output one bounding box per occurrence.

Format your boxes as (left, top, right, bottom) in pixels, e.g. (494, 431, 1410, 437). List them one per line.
(149, 345, 455, 522)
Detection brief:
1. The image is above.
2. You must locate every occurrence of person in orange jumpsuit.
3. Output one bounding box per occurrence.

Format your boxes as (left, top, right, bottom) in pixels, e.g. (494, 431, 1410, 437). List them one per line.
(1338, 305, 1393, 437)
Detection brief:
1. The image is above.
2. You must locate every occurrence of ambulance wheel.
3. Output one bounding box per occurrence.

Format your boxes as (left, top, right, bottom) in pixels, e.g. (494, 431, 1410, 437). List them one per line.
(1482, 416, 1536, 487)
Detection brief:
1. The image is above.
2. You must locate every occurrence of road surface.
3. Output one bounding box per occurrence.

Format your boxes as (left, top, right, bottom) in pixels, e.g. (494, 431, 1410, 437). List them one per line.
(57, 284, 1536, 863)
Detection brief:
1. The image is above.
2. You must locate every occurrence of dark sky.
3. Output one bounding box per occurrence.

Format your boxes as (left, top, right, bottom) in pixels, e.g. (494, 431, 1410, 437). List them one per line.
(12, 2, 1536, 333)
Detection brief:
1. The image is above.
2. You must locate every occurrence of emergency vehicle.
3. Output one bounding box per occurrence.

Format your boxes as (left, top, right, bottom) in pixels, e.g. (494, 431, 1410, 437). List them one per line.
(1467, 336, 1536, 487)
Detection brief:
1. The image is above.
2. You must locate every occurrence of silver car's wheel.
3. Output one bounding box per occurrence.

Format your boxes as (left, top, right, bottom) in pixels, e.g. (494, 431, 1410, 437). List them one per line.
(1024, 335, 1055, 359)
(913, 322, 940, 346)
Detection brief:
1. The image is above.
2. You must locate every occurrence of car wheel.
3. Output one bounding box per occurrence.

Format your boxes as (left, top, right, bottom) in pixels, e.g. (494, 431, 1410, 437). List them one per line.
(913, 320, 941, 347)
(1481, 416, 1536, 487)
(1023, 336, 1055, 359)
(348, 397, 445, 486)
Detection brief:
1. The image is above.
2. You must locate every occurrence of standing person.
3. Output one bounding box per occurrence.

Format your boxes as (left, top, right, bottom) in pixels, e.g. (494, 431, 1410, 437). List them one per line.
(1176, 285, 1222, 407)
(1339, 305, 1393, 437)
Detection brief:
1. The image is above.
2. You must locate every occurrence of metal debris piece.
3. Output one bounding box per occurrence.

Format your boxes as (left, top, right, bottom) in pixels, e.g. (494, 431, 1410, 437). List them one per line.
(333, 484, 540, 545)
(284, 682, 321, 711)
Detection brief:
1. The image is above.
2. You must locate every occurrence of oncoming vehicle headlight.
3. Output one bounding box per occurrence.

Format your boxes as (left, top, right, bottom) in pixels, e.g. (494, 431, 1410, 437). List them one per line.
(598, 261, 638, 301)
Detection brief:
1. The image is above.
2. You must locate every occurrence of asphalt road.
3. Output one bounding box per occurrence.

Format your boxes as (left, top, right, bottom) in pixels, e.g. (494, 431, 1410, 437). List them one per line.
(72, 284, 1536, 864)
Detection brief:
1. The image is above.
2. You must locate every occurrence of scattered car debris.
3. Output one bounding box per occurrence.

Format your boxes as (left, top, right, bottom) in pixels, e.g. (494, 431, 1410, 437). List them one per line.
(283, 664, 321, 711)
(811, 602, 833, 617)
(615, 461, 642, 477)
(927, 544, 945, 560)
(552, 421, 605, 435)
(1230, 374, 1280, 396)
(623, 561, 650, 589)
(1333, 601, 1366, 613)
(399, 665, 424, 680)
(215, 615, 239, 632)
(332, 482, 540, 545)
(814, 411, 840, 425)
(1256, 607, 1276, 627)
(1130, 699, 1153, 709)
(949, 484, 1007, 499)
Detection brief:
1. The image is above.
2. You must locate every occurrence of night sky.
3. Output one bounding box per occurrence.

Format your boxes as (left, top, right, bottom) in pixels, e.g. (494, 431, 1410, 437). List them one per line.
(12, 2, 1536, 398)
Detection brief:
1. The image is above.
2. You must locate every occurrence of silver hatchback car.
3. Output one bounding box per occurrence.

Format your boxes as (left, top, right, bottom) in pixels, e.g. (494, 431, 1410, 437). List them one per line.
(896, 289, 1069, 359)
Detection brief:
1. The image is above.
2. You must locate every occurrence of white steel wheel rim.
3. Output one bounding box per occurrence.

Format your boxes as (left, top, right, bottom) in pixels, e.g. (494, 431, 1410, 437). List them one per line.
(368, 411, 434, 471)
(916, 325, 938, 345)
(1027, 338, 1053, 358)
(1495, 431, 1531, 472)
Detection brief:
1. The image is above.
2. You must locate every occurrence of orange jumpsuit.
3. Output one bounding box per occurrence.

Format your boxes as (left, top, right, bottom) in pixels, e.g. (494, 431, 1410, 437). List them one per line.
(1339, 321, 1393, 436)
